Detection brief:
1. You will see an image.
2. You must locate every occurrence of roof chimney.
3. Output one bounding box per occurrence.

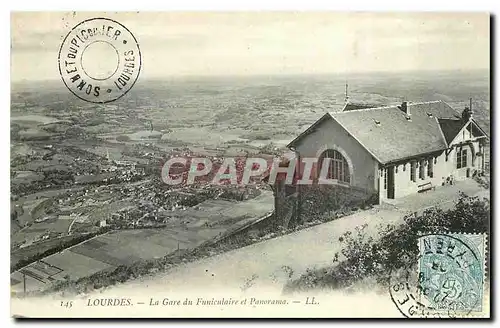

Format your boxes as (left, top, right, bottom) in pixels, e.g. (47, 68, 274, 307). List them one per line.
(462, 104, 473, 122)
(401, 101, 409, 116)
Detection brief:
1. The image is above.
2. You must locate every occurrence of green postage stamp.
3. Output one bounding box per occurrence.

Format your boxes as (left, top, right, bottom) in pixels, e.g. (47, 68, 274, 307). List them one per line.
(417, 233, 487, 317)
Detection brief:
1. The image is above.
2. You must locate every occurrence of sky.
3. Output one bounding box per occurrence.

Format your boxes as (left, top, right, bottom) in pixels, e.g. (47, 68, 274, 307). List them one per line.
(11, 12, 490, 82)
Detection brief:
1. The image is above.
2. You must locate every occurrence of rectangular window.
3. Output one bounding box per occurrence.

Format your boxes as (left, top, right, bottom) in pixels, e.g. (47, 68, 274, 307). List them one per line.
(384, 169, 387, 189)
(338, 165, 342, 181)
(428, 159, 433, 178)
(457, 149, 468, 169)
(419, 160, 425, 180)
(410, 161, 416, 182)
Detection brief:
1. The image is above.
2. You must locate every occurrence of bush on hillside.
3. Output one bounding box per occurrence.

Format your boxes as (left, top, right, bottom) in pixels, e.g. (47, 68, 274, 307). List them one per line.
(284, 193, 490, 293)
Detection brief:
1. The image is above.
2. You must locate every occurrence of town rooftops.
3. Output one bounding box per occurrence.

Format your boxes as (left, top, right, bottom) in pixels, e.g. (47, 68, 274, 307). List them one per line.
(288, 100, 487, 164)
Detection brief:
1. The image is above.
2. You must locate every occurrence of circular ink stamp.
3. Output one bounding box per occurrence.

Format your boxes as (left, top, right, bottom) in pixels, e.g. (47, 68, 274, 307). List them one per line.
(389, 233, 485, 318)
(58, 17, 142, 103)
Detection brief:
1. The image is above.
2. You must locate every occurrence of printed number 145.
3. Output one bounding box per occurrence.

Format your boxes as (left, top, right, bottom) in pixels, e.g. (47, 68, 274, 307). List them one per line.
(60, 301, 73, 308)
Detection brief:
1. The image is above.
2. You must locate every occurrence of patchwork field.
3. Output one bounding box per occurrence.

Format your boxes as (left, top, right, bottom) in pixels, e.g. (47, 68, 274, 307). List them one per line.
(10, 227, 228, 293)
(11, 235, 79, 269)
(10, 191, 274, 293)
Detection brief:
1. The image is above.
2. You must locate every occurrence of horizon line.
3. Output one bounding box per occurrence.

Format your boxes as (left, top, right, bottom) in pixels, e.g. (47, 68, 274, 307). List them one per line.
(11, 67, 490, 87)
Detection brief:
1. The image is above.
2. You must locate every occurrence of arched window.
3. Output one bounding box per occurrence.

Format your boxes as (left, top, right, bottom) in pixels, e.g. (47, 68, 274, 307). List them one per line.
(318, 149, 351, 183)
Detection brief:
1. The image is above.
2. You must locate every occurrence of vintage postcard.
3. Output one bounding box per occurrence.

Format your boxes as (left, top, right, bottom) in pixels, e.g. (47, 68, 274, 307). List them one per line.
(10, 12, 490, 318)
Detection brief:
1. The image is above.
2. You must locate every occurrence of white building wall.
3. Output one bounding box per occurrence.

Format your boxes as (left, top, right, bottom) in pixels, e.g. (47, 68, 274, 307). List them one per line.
(446, 141, 482, 180)
(294, 117, 379, 193)
(378, 138, 484, 201)
(378, 151, 448, 201)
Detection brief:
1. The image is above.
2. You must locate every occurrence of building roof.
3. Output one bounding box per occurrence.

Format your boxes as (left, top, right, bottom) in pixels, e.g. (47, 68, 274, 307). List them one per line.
(342, 102, 380, 112)
(438, 118, 468, 144)
(287, 100, 489, 164)
(329, 101, 461, 164)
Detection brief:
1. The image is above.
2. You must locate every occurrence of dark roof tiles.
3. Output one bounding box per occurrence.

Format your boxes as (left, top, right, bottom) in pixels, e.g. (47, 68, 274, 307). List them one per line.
(330, 101, 460, 163)
(438, 118, 467, 145)
(342, 102, 380, 112)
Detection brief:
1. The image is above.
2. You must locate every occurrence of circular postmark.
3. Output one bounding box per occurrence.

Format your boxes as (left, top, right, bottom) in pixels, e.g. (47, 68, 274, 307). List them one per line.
(389, 234, 483, 318)
(58, 17, 142, 103)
